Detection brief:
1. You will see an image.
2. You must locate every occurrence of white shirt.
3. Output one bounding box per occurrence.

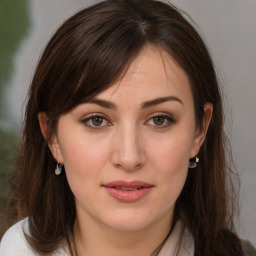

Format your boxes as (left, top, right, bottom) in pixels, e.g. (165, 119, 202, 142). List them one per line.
(0, 218, 67, 256)
(0, 218, 194, 256)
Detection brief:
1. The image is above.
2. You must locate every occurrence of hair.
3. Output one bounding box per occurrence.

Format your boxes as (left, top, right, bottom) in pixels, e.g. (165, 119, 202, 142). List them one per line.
(10, 0, 244, 255)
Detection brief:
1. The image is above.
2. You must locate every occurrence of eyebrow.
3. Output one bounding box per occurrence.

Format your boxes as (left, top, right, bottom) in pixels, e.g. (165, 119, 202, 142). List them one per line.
(87, 96, 183, 109)
(141, 96, 183, 109)
(87, 98, 116, 109)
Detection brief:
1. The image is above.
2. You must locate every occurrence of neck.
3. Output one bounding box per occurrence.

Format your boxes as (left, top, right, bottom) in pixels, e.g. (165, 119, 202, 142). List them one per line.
(73, 212, 173, 256)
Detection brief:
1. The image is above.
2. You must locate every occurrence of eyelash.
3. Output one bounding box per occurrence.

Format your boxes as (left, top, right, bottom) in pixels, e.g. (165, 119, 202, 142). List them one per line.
(145, 113, 175, 128)
(82, 113, 175, 129)
(82, 114, 111, 130)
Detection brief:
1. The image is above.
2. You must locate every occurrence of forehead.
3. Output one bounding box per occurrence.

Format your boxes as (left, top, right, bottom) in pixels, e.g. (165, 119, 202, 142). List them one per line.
(96, 45, 193, 104)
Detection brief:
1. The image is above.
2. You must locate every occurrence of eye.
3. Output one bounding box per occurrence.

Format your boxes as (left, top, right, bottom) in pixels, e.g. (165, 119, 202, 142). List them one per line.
(82, 115, 111, 129)
(152, 116, 165, 126)
(146, 114, 175, 128)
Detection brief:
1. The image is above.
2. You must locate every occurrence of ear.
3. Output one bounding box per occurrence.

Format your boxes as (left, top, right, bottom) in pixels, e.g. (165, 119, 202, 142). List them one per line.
(38, 112, 63, 163)
(38, 112, 49, 140)
(190, 102, 213, 158)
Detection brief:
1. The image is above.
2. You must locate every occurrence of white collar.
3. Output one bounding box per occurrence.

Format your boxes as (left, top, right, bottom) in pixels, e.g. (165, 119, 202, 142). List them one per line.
(158, 220, 194, 256)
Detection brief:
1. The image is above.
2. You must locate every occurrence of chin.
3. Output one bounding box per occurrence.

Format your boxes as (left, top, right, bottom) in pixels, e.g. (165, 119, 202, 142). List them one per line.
(106, 219, 153, 232)
(100, 209, 162, 232)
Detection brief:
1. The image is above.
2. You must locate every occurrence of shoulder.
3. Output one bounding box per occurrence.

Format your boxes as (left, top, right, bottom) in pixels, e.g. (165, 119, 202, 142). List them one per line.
(0, 218, 71, 256)
(0, 218, 37, 256)
(242, 240, 256, 256)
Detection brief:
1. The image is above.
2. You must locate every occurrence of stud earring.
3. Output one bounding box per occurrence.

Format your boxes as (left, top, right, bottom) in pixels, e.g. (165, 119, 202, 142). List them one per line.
(189, 157, 199, 168)
(55, 162, 62, 175)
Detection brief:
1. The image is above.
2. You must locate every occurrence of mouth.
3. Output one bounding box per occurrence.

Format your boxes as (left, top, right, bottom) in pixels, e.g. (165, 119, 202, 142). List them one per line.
(102, 180, 154, 202)
(113, 186, 145, 191)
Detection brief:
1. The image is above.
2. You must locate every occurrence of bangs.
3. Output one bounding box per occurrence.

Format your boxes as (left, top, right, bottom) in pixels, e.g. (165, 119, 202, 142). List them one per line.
(37, 4, 147, 117)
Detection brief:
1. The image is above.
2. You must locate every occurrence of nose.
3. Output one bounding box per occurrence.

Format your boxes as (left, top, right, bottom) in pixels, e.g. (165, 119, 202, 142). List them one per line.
(111, 124, 146, 172)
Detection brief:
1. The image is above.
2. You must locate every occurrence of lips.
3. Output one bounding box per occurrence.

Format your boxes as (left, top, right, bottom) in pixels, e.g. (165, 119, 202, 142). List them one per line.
(114, 186, 142, 191)
(102, 180, 153, 203)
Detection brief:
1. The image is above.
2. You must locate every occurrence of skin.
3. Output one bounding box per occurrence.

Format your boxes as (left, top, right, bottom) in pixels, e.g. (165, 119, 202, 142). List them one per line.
(39, 45, 212, 256)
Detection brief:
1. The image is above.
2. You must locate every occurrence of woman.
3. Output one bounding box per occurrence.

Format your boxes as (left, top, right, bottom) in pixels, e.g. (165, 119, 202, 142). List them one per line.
(0, 0, 255, 255)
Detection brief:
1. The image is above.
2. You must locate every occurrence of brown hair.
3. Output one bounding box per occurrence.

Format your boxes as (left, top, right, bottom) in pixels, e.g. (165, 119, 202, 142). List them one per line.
(11, 0, 243, 255)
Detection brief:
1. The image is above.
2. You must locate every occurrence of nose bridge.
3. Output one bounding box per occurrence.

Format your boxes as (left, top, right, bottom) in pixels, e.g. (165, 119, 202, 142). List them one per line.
(112, 122, 145, 171)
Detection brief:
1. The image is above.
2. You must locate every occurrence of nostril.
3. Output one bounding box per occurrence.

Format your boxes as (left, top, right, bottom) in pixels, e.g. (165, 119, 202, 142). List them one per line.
(110, 134, 146, 171)
(113, 160, 145, 172)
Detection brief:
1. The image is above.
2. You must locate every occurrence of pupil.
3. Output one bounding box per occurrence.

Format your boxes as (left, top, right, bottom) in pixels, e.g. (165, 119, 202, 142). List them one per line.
(92, 117, 103, 126)
(154, 117, 164, 125)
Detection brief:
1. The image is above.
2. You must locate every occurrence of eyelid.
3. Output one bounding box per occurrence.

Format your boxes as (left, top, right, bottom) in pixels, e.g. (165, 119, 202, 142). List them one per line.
(81, 113, 112, 129)
(144, 112, 176, 127)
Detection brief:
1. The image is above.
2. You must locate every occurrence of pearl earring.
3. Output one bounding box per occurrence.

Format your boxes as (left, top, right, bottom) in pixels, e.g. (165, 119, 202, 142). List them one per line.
(55, 162, 62, 175)
(189, 157, 199, 168)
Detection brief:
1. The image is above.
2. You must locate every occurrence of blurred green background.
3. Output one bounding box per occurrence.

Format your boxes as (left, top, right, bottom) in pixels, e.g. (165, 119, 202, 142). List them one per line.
(0, 0, 30, 238)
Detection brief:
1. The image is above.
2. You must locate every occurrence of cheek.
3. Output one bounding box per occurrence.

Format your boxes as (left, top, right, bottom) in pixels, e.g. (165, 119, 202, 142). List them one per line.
(58, 133, 110, 184)
(153, 142, 189, 190)
(148, 130, 194, 170)
(58, 136, 112, 208)
(147, 130, 194, 199)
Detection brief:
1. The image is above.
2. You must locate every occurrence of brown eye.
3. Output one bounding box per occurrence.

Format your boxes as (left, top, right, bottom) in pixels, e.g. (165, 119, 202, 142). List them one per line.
(91, 116, 104, 126)
(82, 115, 110, 129)
(145, 114, 175, 128)
(153, 116, 165, 125)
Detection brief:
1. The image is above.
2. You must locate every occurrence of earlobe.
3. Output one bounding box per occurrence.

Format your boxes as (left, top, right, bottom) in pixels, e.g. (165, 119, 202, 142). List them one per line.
(190, 102, 213, 157)
(50, 139, 64, 164)
(48, 136, 60, 160)
(38, 112, 62, 162)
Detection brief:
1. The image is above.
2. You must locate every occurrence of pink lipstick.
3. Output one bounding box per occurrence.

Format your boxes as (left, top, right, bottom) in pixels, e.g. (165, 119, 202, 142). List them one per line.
(103, 180, 153, 203)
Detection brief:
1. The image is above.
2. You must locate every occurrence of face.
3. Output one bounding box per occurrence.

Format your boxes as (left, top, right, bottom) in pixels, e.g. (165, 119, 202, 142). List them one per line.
(46, 46, 211, 233)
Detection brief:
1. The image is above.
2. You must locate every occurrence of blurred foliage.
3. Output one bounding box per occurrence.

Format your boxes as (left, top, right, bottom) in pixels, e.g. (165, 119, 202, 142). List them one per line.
(0, 129, 17, 197)
(0, 0, 30, 237)
(0, 128, 18, 235)
(0, 0, 30, 85)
